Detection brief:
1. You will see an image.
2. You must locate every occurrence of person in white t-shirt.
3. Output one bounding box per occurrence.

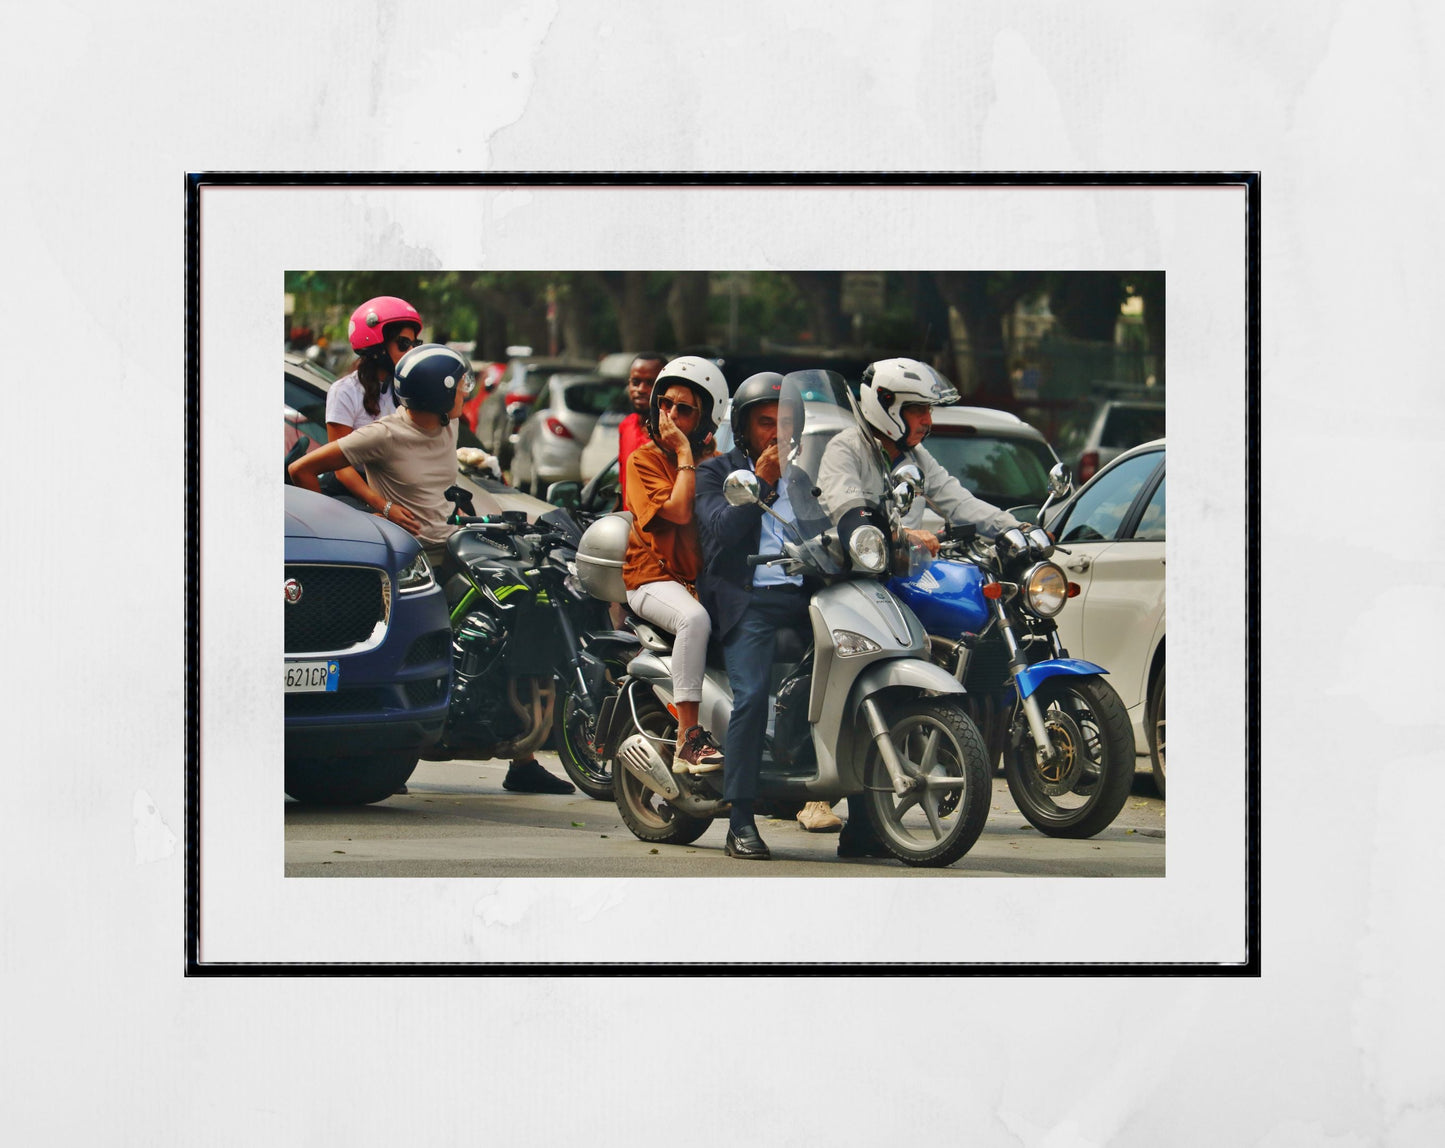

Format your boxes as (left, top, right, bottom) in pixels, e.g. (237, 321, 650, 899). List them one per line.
(321, 295, 424, 507)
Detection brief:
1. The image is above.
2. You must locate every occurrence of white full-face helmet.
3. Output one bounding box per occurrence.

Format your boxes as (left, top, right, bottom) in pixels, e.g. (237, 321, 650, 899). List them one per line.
(646, 355, 730, 451)
(857, 357, 959, 447)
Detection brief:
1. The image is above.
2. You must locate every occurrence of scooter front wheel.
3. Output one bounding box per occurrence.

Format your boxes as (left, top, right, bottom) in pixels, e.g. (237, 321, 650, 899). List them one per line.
(861, 698, 990, 868)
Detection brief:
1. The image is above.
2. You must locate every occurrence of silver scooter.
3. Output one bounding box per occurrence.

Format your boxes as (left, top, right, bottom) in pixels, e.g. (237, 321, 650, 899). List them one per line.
(581, 370, 991, 867)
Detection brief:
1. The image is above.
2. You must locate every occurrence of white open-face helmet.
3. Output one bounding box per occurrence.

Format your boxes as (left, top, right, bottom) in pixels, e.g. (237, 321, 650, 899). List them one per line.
(646, 355, 730, 449)
(857, 357, 959, 446)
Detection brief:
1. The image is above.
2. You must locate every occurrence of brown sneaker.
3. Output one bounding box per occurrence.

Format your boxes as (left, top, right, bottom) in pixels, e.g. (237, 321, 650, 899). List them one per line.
(796, 800, 843, 833)
(674, 725, 724, 774)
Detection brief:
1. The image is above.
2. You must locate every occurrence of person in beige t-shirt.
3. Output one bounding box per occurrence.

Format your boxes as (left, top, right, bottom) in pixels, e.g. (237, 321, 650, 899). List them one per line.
(289, 343, 577, 796)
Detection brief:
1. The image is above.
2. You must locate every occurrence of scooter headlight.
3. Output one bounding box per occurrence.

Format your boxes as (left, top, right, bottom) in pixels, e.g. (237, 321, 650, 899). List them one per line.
(847, 525, 888, 573)
(1021, 561, 1068, 618)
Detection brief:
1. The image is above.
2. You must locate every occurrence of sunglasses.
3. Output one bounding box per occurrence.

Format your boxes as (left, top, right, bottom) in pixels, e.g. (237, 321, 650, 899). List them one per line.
(391, 335, 422, 352)
(657, 396, 698, 419)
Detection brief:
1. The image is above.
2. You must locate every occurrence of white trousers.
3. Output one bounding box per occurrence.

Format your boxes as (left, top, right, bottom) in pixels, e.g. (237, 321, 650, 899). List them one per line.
(625, 580, 711, 703)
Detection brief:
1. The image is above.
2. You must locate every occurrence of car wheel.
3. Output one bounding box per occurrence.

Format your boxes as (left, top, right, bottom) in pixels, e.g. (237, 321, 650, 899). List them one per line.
(1148, 673, 1165, 799)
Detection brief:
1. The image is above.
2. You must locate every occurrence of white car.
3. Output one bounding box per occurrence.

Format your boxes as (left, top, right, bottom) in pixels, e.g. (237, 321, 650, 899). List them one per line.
(919, 405, 1062, 528)
(1044, 438, 1166, 796)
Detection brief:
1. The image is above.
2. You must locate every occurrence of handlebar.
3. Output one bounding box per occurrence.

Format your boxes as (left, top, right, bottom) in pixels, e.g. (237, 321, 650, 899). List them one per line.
(747, 553, 786, 566)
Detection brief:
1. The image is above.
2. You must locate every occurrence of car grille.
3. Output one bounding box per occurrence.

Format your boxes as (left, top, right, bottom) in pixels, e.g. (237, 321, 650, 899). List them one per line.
(285, 688, 390, 716)
(402, 630, 452, 668)
(284, 564, 387, 654)
(404, 677, 448, 706)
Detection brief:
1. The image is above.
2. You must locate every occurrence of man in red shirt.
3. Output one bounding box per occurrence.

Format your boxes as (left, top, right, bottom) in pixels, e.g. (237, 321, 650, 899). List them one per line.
(618, 353, 666, 512)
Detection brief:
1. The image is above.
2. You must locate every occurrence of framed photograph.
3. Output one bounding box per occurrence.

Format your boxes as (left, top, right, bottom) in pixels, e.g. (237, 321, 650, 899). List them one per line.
(188, 174, 1257, 971)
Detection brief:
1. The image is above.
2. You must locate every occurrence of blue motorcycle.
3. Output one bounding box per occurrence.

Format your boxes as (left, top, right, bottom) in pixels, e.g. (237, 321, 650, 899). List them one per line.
(887, 469, 1135, 838)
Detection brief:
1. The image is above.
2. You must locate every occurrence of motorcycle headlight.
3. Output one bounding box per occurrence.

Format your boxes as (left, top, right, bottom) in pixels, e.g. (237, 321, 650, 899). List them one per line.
(847, 525, 888, 573)
(397, 550, 435, 593)
(832, 629, 882, 658)
(1021, 561, 1068, 618)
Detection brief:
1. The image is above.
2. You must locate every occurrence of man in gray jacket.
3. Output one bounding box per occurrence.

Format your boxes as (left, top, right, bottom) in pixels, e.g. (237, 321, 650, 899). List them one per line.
(819, 358, 1023, 553)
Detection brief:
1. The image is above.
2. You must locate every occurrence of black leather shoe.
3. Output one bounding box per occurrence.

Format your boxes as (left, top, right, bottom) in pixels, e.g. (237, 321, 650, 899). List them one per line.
(837, 830, 891, 859)
(725, 825, 771, 860)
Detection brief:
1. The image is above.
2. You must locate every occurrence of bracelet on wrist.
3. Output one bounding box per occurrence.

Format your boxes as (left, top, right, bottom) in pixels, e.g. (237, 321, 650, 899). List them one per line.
(382, 500, 393, 518)
(676, 463, 696, 472)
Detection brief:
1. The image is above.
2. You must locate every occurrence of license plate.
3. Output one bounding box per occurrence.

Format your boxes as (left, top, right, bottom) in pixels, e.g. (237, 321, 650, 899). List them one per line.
(285, 660, 339, 693)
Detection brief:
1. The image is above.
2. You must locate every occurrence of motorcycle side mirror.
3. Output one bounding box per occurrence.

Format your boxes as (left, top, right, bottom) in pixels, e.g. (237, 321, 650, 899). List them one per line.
(890, 462, 923, 510)
(724, 469, 762, 507)
(546, 480, 581, 510)
(1036, 462, 1073, 527)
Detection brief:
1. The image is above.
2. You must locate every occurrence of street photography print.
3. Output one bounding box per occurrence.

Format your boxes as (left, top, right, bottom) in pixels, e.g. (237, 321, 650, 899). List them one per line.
(191, 177, 1254, 970)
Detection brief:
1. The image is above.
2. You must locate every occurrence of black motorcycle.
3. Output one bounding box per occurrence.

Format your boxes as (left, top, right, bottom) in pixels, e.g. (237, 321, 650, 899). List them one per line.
(428, 496, 636, 799)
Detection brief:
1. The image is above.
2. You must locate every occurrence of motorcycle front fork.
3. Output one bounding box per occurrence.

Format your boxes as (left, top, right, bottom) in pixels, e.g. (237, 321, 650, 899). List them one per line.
(991, 601, 1061, 767)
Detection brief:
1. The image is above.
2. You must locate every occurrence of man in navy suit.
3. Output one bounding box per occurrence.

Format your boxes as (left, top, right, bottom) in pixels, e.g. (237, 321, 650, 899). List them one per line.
(695, 373, 885, 862)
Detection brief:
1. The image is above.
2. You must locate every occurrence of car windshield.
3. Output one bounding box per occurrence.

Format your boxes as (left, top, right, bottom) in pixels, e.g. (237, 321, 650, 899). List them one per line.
(1054, 450, 1163, 543)
(1101, 405, 1165, 449)
(563, 380, 630, 416)
(284, 372, 328, 427)
(923, 434, 1055, 507)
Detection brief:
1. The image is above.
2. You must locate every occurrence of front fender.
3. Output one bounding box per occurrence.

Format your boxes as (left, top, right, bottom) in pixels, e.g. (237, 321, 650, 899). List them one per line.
(1015, 657, 1108, 700)
(847, 656, 966, 720)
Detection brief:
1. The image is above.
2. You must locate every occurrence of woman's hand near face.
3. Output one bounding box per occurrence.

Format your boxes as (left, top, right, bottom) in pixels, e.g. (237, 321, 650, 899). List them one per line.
(657, 409, 690, 456)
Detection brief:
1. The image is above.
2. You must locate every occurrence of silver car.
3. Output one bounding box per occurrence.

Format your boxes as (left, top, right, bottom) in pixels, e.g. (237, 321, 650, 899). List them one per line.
(510, 374, 629, 495)
(1062, 398, 1165, 484)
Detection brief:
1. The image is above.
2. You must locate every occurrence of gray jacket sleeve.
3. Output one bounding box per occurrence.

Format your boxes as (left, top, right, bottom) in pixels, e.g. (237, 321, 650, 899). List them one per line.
(817, 427, 879, 522)
(913, 445, 1022, 537)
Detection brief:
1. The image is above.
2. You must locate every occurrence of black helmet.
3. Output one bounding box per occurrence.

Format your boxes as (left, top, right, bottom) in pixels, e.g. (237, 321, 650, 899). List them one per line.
(728, 372, 785, 446)
(392, 344, 472, 423)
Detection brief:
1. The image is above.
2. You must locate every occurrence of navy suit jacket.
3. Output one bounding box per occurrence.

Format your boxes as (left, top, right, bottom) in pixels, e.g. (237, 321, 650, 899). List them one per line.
(696, 447, 821, 641)
(695, 447, 775, 641)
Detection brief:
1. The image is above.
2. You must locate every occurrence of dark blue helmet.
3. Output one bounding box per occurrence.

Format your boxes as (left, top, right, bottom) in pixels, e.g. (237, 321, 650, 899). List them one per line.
(392, 344, 472, 422)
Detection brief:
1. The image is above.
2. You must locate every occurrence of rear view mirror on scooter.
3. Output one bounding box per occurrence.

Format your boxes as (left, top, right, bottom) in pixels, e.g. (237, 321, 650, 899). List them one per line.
(723, 469, 762, 506)
(889, 462, 923, 511)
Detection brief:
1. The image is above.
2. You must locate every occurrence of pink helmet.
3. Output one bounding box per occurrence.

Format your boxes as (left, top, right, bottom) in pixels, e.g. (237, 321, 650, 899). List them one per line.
(347, 296, 423, 353)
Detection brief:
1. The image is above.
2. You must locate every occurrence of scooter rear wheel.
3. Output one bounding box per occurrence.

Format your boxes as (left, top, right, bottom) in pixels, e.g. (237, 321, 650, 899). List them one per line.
(860, 698, 990, 868)
(612, 702, 713, 846)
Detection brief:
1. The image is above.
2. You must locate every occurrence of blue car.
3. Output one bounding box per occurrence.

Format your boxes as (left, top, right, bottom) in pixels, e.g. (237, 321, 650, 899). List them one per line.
(284, 487, 453, 804)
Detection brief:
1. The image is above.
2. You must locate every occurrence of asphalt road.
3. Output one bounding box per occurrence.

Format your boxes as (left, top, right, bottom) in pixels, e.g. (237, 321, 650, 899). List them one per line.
(285, 752, 1165, 878)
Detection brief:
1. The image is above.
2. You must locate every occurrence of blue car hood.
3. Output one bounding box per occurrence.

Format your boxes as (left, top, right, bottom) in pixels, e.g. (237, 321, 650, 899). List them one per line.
(285, 486, 419, 569)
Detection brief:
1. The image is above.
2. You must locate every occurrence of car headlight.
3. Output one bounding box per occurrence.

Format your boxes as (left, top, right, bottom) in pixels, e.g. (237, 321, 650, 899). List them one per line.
(847, 525, 888, 573)
(396, 550, 435, 593)
(832, 629, 882, 658)
(1021, 561, 1067, 618)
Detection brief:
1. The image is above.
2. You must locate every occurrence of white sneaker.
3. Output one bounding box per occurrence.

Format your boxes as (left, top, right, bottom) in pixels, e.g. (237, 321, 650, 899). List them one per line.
(797, 801, 843, 833)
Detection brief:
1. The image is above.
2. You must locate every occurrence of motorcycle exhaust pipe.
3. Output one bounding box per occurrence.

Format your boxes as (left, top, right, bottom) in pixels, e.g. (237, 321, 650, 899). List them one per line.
(616, 733, 682, 800)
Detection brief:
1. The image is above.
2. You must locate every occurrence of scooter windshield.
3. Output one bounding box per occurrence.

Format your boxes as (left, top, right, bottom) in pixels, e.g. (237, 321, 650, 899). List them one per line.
(778, 369, 897, 534)
(773, 369, 870, 544)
